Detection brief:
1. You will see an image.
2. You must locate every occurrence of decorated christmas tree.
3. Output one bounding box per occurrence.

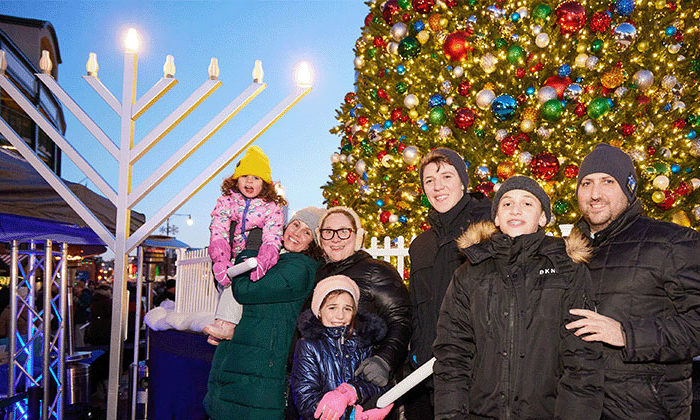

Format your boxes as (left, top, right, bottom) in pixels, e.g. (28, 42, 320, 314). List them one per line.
(322, 0, 699, 239)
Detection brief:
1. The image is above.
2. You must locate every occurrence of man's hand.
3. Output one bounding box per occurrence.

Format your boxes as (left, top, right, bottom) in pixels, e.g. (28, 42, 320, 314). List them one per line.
(566, 309, 625, 347)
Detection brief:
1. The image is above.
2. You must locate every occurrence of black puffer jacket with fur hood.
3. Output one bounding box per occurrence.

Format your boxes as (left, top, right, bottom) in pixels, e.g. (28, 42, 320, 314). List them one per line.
(433, 222, 604, 420)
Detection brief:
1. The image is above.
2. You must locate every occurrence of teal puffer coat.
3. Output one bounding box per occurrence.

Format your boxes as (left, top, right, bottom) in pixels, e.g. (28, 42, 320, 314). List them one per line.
(204, 250, 319, 420)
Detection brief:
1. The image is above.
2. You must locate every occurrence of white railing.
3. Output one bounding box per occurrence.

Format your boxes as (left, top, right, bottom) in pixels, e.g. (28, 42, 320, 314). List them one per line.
(173, 235, 413, 313)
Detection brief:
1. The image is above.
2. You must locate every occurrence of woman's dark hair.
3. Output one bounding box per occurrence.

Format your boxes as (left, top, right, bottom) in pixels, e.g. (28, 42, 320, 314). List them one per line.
(221, 176, 288, 207)
(298, 239, 324, 261)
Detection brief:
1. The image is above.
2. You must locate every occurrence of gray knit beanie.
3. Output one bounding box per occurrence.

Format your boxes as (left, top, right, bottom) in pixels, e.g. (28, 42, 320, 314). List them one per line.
(419, 148, 469, 190)
(288, 207, 326, 244)
(577, 143, 638, 203)
(491, 176, 551, 222)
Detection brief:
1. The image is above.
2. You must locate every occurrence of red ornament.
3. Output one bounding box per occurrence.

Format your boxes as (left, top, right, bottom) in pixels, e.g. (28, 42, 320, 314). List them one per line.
(500, 135, 520, 156)
(530, 152, 560, 180)
(574, 102, 587, 117)
(377, 150, 388, 162)
(406, 165, 416, 171)
(344, 92, 356, 104)
(667, 1, 676, 11)
(332, 199, 340, 206)
(377, 89, 390, 101)
(397, 143, 406, 153)
(385, 138, 397, 150)
(420, 221, 430, 231)
(564, 164, 579, 178)
(589, 11, 611, 33)
(673, 119, 686, 129)
(556, 1, 586, 34)
(476, 182, 494, 195)
(443, 31, 471, 61)
(444, 0, 457, 7)
(391, 108, 402, 121)
(637, 95, 650, 107)
(454, 108, 477, 130)
(516, 68, 526, 78)
(380, 210, 391, 223)
(403, 268, 410, 280)
(516, 94, 527, 104)
(412, 0, 435, 14)
(346, 173, 357, 184)
(458, 81, 472, 96)
(673, 31, 683, 42)
(620, 124, 635, 137)
(647, 146, 656, 156)
(374, 36, 386, 48)
(402, 13, 412, 22)
(544, 75, 572, 99)
(364, 13, 374, 26)
(656, 190, 675, 210)
(382, 0, 401, 24)
(358, 116, 369, 126)
(344, 125, 353, 134)
(675, 181, 691, 196)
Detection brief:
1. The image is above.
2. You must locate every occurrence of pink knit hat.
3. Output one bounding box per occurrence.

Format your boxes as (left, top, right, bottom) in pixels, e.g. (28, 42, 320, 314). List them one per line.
(311, 275, 361, 317)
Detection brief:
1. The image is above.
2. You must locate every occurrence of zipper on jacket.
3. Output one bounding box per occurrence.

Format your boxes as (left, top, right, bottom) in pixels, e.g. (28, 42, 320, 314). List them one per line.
(505, 274, 516, 420)
(486, 281, 493, 333)
(240, 198, 251, 242)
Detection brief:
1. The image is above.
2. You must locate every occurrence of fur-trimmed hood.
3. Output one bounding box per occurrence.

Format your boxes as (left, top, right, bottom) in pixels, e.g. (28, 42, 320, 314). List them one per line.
(456, 221, 593, 264)
(297, 309, 387, 346)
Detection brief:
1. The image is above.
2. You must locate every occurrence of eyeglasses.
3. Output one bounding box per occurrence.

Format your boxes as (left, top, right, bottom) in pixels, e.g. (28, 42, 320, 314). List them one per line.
(320, 228, 354, 240)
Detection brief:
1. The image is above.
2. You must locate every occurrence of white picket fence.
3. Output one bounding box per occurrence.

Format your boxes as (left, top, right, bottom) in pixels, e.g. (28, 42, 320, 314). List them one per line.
(173, 236, 413, 313)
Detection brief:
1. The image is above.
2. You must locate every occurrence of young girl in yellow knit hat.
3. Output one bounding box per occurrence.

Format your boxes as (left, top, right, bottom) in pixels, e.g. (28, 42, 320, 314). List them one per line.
(204, 145, 287, 344)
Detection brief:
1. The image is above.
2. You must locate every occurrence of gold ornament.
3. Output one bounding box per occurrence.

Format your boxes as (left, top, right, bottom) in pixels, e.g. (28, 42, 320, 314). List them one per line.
(521, 107, 538, 121)
(637, 40, 649, 52)
(497, 161, 515, 179)
(417, 30, 430, 44)
(601, 67, 625, 89)
(671, 210, 691, 227)
(428, 14, 443, 31)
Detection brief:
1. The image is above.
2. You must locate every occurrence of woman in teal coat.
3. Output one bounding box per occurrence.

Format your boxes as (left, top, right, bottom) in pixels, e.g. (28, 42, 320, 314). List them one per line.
(205, 207, 325, 419)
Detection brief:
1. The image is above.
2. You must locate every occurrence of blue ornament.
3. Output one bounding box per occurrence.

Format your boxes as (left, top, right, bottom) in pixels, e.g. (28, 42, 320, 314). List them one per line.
(671, 164, 681, 173)
(665, 26, 676, 36)
(399, 215, 408, 224)
(428, 94, 447, 108)
(370, 124, 383, 133)
(467, 15, 477, 24)
(465, 161, 471, 169)
(446, 65, 453, 71)
(664, 103, 672, 111)
(558, 64, 571, 77)
(688, 130, 697, 139)
(614, 0, 635, 16)
(350, 105, 357, 118)
(510, 12, 520, 22)
(686, 168, 692, 173)
(385, 68, 390, 75)
(476, 166, 490, 178)
(360, 185, 370, 194)
(607, 98, 614, 108)
(397, 64, 406, 75)
(413, 20, 425, 32)
(421, 124, 429, 131)
(491, 95, 518, 121)
(526, 87, 535, 95)
(384, 120, 393, 128)
(376, 199, 385, 207)
(399, 135, 407, 141)
(362, 172, 368, 181)
(490, 177, 498, 184)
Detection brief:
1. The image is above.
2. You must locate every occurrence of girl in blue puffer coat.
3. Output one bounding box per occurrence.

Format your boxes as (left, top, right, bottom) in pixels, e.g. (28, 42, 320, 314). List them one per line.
(290, 275, 394, 420)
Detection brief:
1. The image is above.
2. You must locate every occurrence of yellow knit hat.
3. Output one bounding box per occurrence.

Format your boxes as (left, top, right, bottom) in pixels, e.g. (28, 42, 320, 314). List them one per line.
(233, 145, 271, 183)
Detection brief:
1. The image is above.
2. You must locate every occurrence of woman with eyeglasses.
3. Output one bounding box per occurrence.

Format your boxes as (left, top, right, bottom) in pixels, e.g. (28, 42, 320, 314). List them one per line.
(313, 207, 411, 390)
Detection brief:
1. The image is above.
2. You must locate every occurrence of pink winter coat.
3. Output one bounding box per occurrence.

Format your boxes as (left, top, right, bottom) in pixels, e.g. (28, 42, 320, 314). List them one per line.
(208, 192, 284, 264)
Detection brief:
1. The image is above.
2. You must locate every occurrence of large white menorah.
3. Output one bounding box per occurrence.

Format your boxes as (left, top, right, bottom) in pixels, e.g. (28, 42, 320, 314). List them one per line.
(0, 28, 311, 419)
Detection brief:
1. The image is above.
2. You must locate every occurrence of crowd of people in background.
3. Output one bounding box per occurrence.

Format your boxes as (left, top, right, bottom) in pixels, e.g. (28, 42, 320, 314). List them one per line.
(199, 143, 700, 420)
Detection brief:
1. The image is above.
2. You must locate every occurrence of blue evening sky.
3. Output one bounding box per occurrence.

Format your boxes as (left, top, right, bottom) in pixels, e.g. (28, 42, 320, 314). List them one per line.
(2, 1, 367, 249)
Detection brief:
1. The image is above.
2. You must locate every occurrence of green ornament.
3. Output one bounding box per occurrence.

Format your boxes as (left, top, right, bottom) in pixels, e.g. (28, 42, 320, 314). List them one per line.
(495, 38, 507, 49)
(398, 0, 411, 8)
(691, 59, 700, 73)
(645, 167, 656, 175)
(653, 162, 669, 174)
(421, 193, 432, 208)
(431, 53, 439, 60)
(372, 16, 381, 24)
(428, 107, 447, 125)
(532, 4, 552, 21)
(590, 39, 603, 54)
(475, 128, 484, 138)
(396, 81, 408, 94)
(467, 0, 476, 5)
(341, 144, 353, 153)
(398, 36, 421, 59)
(541, 99, 564, 121)
(367, 47, 377, 58)
(383, 175, 390, 181)
(506, 45, 525, 64)
(553, 199, 569, 216)
(587, 97, 610, 119)
(370, 89, 378, 100)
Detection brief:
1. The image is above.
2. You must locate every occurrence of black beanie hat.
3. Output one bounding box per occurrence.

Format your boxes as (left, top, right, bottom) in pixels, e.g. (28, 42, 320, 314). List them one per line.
(577, 143, 638, 203)
(491, 176, 551, 223)
(419, 148, 469, 190)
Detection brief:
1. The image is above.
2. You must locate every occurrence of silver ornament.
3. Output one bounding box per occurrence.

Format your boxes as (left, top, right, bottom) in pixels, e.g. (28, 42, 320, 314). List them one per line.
(476, 89, 496, 109)
(582, 119, 597, 135)
(691, 178, 700, 190)
(495, 129, 508, 141)
(339, 154, 347, 162)
(476, 166, 490, 178)
(354, 56, 364, 69)
(346, 154, 355, 165)
(388, 214, 399, 223)
(661, 75, 677, 90)
(516, 7, 528, 18)
(331, 152, 340, 163)
(438, 126, 453, 139)
(613, 23, 637, 50)
(614, 86, 628, 98)
(452, 66, 464, 78)
(390, 23, 408, 41)
(532, 25, 542, 35)
(441, 80, 453, 94)
(690, 139, 700, 157)
(536, 127, 551, 139)
(629, 149, 645, 162)
(672, 101, 686, 111)
(518, 151, 533, 165)
(668, 43, 681, 54)
(535, 32, 550, 48)
(693, 206, 700, 221)
(538, 86, 557, 104)
(633, 70, 654, 90)
(387, 42, 399, 55)
(487, 4, 505, 20)
(446, 96, 454, 106)
(404, 94, 419, 109)
(563, 84, 582, 101)
(402, 145, 420, 165)
(585, 56, 599, 70)
(480, 53, 497, 73)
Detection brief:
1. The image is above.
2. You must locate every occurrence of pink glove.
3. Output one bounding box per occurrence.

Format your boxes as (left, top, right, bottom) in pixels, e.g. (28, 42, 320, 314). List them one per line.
(353, 403, 394, 420)
(313, 383, 357, 420)
(250, 243, 279, 282)
(209, 239, 233, 285)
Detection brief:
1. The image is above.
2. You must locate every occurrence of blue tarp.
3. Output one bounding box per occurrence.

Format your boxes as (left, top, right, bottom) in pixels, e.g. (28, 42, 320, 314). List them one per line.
(0, 213, 104, 245)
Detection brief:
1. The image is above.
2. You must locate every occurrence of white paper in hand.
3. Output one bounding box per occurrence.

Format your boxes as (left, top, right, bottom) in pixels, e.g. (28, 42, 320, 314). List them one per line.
(226, 258, 258, 278)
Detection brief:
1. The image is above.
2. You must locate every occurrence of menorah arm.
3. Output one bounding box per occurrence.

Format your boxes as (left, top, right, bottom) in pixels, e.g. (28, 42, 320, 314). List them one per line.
(82, 74, 121, 114)
(132, 77, 178, 120)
